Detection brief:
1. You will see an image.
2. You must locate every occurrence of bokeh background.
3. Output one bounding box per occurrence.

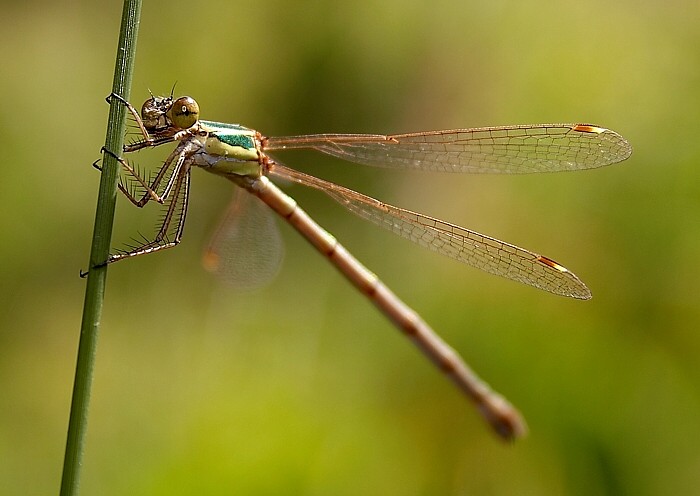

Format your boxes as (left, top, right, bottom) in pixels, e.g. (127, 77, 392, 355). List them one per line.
(2, 1, 699, 494)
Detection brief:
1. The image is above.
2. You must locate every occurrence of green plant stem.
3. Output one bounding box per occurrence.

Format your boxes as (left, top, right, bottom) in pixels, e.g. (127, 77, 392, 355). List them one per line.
(60, 1, 142, 495)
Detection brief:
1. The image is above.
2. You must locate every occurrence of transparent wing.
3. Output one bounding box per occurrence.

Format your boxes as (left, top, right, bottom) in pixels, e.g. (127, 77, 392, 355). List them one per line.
(264, 124, 631, 174)
(270, 163, 591, 299)
(203, 189, 284, 290)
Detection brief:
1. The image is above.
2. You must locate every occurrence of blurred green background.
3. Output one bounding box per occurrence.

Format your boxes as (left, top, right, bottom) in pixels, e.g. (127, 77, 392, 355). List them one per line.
(2, 0, 699, 494)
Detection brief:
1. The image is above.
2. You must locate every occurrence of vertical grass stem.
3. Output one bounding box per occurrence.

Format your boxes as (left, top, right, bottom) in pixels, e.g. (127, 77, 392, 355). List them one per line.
(60, 2, 142, 494)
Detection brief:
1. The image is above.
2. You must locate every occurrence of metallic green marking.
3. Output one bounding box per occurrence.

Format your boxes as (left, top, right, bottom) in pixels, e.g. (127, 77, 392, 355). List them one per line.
(217, 133, 255, 149)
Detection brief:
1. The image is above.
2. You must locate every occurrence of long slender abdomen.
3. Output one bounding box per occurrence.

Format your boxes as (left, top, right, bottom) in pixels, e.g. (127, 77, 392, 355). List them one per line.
(245, 175, 527, 440)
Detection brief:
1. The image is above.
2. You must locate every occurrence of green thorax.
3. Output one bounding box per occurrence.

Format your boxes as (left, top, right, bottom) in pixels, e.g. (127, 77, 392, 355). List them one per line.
(196, 120, 261, 178)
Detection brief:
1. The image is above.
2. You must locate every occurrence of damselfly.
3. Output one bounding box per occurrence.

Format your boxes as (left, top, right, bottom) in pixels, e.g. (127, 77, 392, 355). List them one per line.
(95, 93, 631, 439)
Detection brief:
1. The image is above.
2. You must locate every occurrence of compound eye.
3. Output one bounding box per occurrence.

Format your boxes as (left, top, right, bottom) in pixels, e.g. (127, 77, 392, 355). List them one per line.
(168, 96, 200, 129)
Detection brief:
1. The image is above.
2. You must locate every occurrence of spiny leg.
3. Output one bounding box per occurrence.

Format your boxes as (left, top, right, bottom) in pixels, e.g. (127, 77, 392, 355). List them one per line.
(96, 131, 193, 207)
(154, 146, 191, 205)
(81, 149, 188, 276)
(107, 165, 191, 264)
(98, 146, 164, 206)
(106, 92, 154, 147)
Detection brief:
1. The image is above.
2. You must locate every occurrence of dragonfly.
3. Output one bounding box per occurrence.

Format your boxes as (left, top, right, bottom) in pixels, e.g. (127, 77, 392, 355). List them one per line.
(95, 92, 631, 440)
